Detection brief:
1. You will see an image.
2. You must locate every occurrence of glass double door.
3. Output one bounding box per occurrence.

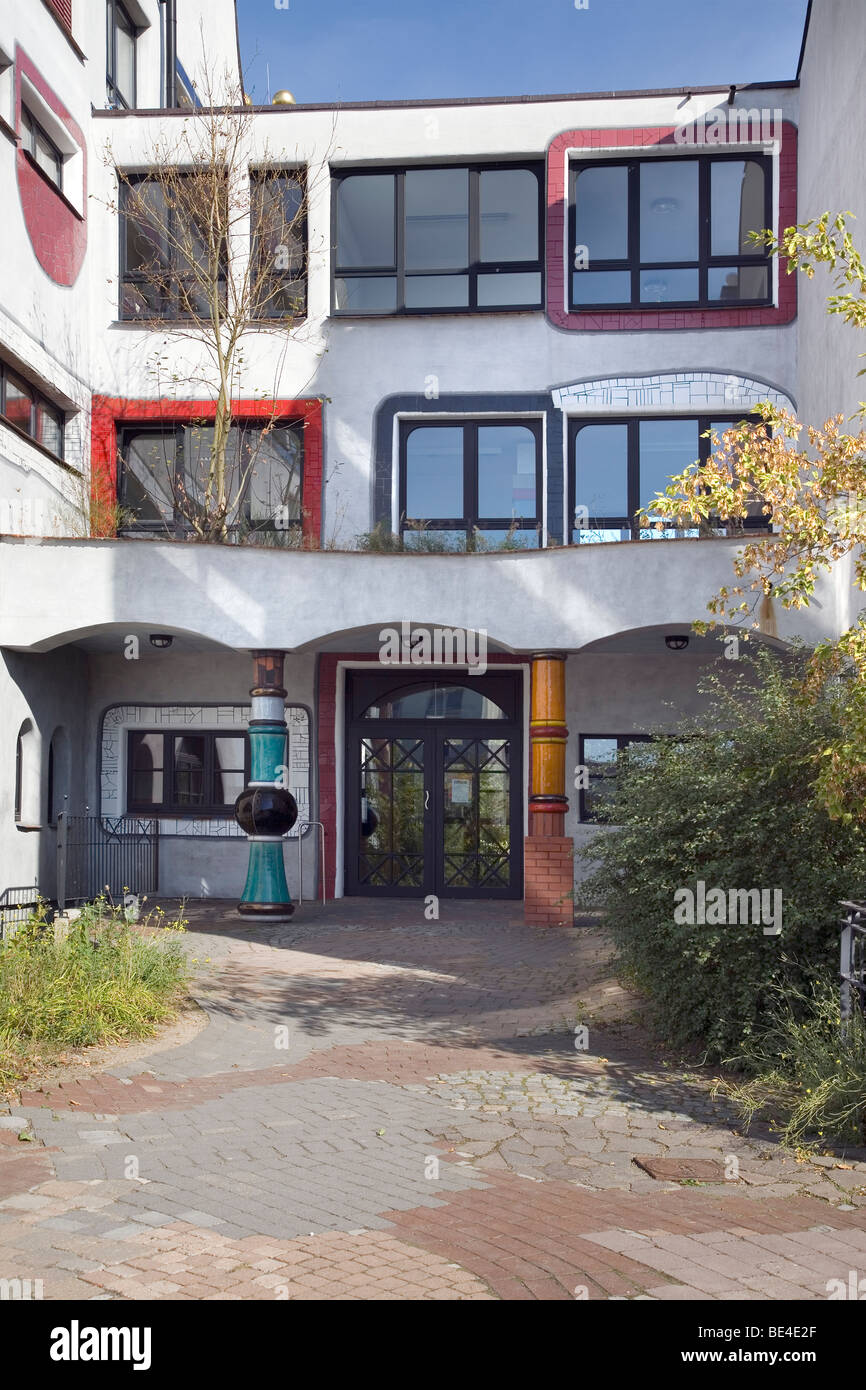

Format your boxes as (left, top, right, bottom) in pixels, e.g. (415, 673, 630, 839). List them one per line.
(347, 727, 521, 898)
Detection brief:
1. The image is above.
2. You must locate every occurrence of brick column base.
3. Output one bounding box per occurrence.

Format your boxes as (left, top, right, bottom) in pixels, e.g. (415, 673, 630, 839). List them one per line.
(524, 836, 574, 927)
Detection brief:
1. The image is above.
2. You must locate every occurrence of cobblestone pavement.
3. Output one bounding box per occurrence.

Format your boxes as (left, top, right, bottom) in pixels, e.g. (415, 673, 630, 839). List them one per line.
(2, 899, 865, 1301)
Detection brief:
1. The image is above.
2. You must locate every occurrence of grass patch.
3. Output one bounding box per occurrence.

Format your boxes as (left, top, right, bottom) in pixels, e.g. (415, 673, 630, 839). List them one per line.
(719, 975, 866, 1150)
(0, 897, 190, 1089)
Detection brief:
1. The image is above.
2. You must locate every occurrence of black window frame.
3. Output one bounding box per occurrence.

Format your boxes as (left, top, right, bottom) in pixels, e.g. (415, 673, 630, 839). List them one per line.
(106, 0, 137, 110)
(126, 730, 251, 817)
(250, 169, 308, 321)
(569, 152, 773, 312)
(578, 733, 653, 823)
(398, 417, 543, 547)
(568, 413, 768, 542)
(119, 173, 228, 322)
(117, 418, 305, 537)
(332, 160, 545, 316)
(21, 106, 63, 192)
(0, 360, 65, 461)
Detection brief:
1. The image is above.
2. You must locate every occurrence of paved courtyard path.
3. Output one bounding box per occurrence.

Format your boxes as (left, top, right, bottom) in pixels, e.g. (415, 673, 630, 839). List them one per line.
(1, 900, 865, 1301)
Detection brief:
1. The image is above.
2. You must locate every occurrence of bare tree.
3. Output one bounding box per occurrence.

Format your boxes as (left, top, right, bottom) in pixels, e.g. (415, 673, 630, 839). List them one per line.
(103, 69, 328, 544)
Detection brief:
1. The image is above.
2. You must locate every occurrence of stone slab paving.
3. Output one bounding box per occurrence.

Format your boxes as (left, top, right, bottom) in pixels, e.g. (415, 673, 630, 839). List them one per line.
(1, 899, 865, 1300)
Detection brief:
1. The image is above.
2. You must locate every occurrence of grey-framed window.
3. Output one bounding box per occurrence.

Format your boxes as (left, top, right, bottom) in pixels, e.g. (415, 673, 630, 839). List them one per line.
(569, 414, 767, 544)
(251, 171, 307, 319)
(334, 162, 544, 315)
(21, 107, 63, 191)
(0, 361, 64, 460)
(399, 419, 542, 548)
(127, 730, 249, 815)
(120, 174, 228, 321)
(579, 734, 652, 822)
(106, 0, 137, 109)
(569, 154, 772, 310)
(118, 420, 303, 536)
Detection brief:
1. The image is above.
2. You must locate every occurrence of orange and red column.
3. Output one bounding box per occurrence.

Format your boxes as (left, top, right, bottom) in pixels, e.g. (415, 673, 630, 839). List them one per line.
(525, 652, 574, 926)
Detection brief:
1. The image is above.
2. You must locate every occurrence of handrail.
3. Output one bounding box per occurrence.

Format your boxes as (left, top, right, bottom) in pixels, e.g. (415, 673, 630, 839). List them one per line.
(296, 817, 326, 906)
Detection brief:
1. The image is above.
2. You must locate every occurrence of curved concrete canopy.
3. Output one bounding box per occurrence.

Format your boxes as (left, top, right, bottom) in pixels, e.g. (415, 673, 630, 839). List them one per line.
(0, 536, 840, 655)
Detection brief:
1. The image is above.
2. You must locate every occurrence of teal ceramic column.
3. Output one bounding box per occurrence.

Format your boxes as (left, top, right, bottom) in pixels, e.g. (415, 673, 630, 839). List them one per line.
(235, 650, 298, 919)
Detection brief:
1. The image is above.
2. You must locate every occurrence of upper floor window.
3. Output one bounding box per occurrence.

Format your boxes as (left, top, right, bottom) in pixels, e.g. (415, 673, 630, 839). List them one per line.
(21, 108, 63, 192)
(570, 154, 771, 310)
(120, 175, 228, 320)
(106, 0, 137, 109)
(334, 163, 544, 315)
(0, 361, 64, 459)
(569, 414, 766, 543)
(399, 419, 541, 548)
(118, 419, 303, 538)
(251, 171, 307, 319)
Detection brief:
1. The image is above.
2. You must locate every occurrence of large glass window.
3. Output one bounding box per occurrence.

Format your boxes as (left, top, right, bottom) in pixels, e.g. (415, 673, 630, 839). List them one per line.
(251, 171, 307, 319)
(127, 731, 248, 815)
(118, 420, 303, 537)
(120, 175, 228, 321)
(0, 361, 64, 460)
(570, 154, 771, 310)
(569, 415, 767, 543)
(334, 163, 543, 314)
(106, 0, 137, 109)
(400, 419, 541, 548)
(21, 108, 63, 191)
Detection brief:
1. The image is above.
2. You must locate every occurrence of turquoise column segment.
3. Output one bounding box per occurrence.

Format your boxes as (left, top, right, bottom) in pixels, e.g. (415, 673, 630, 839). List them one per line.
(236, 661, 296, 918)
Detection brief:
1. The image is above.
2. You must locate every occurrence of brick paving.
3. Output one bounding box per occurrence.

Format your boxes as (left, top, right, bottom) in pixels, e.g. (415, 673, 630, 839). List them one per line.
(1, 898, 865, 1300)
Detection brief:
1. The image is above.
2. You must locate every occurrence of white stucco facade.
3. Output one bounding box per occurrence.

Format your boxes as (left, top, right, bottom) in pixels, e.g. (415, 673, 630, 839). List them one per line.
(0, 0, 862, 911)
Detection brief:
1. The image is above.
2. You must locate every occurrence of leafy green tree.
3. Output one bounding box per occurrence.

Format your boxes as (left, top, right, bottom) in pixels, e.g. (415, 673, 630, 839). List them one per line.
(647, 213, 866, 821)
(577, 652, 866, 1059)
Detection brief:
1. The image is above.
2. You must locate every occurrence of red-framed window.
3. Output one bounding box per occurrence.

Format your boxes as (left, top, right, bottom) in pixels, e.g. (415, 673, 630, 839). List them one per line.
(91, 397, 323, 545)
(546, 123, 798, 331)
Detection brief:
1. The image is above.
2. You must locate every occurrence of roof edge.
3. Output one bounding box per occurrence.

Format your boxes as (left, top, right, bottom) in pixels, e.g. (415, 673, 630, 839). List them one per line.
(92, 78, 801, 119)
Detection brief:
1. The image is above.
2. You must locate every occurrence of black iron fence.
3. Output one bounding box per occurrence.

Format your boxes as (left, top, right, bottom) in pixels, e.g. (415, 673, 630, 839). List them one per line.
(839, 901, 866, 1037)
(57, 813, 159, 910)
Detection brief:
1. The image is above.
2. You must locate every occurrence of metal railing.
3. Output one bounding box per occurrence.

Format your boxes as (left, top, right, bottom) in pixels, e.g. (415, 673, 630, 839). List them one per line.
(296, 820, 326, 906)
(839, 901, 866, 1038)
(0, 886, 42, 939)
(57, 813, 159, 910)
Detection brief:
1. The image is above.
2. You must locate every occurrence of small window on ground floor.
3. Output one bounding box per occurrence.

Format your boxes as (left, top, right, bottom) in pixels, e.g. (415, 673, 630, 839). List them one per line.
(579, 734, 653, 822)
(399, 418, 542, 549)
(127, 731, 249, 815)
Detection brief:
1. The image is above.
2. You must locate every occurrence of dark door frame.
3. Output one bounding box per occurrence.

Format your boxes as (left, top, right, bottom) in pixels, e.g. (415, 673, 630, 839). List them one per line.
(344, 670, 523, 900)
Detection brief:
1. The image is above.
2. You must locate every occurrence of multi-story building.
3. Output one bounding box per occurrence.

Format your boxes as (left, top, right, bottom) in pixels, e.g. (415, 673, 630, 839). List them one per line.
(0, 0, 861, 923)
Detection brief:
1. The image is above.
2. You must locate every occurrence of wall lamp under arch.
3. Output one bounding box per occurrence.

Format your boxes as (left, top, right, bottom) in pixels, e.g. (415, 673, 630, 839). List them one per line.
(149, 634, 174, 650)
(665, 634, 689, 651)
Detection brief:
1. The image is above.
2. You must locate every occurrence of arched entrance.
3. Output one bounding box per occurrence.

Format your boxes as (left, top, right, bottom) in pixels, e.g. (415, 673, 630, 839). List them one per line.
(344, 670, 523, 899)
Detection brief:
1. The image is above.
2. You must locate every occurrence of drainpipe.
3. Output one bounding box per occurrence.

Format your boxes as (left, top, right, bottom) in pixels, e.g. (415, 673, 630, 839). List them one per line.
(160, 0, 177, 109)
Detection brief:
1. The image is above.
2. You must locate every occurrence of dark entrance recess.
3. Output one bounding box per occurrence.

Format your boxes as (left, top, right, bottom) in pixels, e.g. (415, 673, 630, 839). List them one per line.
(344, 670, 523, 899)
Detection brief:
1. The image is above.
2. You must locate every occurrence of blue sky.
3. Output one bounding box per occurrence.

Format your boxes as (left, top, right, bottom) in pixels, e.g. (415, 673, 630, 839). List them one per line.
(236, 0, 811, 106)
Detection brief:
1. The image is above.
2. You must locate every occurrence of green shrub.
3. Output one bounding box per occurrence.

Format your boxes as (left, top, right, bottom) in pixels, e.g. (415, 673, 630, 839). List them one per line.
(721, 975, 866, 1147)
(0, 897, 190, 1087)
(577, 651, 866, 1059)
